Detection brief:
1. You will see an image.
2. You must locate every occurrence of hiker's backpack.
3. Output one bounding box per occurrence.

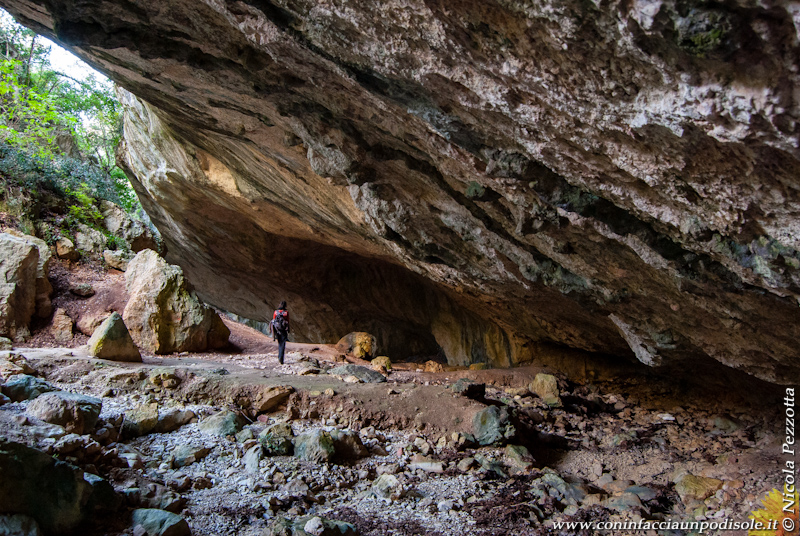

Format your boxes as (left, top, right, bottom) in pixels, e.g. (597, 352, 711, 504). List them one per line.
(271, 309, 289, 336)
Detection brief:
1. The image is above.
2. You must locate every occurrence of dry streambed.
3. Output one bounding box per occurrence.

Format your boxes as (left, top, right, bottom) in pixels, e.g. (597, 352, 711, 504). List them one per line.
(0, 346, 786, 536)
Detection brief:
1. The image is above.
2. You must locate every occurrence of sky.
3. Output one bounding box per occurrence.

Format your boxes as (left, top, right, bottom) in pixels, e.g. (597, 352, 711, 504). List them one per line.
(0, 8, 107, 85)
(45, 38, 102, 83)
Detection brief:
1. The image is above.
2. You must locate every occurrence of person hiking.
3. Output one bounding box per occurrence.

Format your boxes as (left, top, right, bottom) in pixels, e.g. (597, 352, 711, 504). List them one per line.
(270, 301, 290, 364)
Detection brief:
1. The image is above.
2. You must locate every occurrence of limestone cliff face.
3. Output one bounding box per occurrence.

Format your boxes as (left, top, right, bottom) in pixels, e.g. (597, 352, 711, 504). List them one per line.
(5, 0, 800, 381)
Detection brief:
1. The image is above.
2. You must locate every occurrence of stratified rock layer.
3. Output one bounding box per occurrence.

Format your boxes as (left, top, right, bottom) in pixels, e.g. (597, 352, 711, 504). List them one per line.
(4, 0, 800, 381)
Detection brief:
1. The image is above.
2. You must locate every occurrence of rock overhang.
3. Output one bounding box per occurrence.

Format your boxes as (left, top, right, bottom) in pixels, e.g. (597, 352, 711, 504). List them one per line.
(2, 0, 799, 382)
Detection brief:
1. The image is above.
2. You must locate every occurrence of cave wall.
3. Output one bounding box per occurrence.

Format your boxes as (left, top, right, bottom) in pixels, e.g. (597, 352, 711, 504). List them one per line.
(4, 0, 800, 381)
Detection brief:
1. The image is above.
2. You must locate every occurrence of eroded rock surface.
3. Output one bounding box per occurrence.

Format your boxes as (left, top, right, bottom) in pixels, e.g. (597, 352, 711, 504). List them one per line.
(5, 0, 800, 380)
(123, 250, 229, 354)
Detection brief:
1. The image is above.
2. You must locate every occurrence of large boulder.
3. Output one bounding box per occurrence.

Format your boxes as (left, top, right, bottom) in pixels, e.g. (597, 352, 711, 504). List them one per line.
(0, 234, 39, 341)
(336, 332, 377, 360)
(0, 440, 118, 534)
(87, 312, 142, 362)
(26, 391, 102, 435)
(123, 250, 229, 354)
(3, 231, 53, 320)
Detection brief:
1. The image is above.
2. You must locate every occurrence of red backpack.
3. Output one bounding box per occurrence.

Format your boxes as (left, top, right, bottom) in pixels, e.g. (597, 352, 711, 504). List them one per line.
(271, 309, 289, 336)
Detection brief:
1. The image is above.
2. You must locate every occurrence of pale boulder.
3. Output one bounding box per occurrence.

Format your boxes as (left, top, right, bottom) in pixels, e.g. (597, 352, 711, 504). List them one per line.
(529, 373, 562, 407)
(26, 391, 102, 435)
(4, 231, 53, 319)
(0, 233, 39, 341)
(103, 249, 132, 271)
(74, 224, 107, 257)
(0, 351, 35, 381)
(336, 332, 377, 359)
(55, 237, 78, 261)
(424, 360, 444, 373)
(87, 312, 141, 362)
(371, 356, 392, 371)
(49, 308, 74, 343)
(76, 311, 111, 336)
(123, 250, 229, 353)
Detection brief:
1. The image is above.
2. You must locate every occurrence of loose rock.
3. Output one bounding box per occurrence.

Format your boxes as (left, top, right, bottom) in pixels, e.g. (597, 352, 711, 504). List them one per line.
(259, 423, 294, 456)
(371, 474, 404, 500)
(330, 429, 368, 461)
(198, 410, 245, 437)
(335, 332, 377, 360)
(0, 352, 34, 380)
(49, 308, 74, 343)
(370, 356, 392, 371)
(171, 445, 210, 468)
(294, 430, 335, 463)
(123, 402, 159, 438)
(26, 391, 102, 435)
(328, 365, 386, 384)
(87, 312, 142, 362)
(154, 408, 196, 434)
(675, 474, 724, 503)
(529, 373, 562, 407)
(103, 249, 133, 271)
(131, 508, 191, 536)
(55, 237, 78, 261)
(0, 514, 42, 536)
(472, 405, 515, 446)
(423, 360, 444, 373)
(2, 374, 57, 402)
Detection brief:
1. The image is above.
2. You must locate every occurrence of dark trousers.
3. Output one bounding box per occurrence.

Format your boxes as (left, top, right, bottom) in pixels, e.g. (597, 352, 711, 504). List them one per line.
(277, 334, 287, 364)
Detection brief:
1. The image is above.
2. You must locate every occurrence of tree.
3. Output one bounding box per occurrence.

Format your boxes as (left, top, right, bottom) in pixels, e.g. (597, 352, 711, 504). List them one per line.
(0, 9, 139, 214)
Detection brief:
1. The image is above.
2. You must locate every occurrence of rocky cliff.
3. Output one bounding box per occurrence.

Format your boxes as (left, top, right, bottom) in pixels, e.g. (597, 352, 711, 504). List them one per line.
(4, 0, 799, 382)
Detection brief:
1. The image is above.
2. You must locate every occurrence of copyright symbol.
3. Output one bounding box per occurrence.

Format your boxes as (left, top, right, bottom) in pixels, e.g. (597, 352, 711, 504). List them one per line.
(783, 518, 796, 532)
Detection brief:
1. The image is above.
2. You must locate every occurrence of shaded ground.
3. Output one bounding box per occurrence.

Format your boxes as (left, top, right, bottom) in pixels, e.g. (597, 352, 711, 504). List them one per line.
(2, 256, 792, 536)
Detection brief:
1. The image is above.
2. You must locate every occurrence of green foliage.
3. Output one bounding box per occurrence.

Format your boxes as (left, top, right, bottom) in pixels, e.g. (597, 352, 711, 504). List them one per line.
(0, 58, 63, 156)
(104, 233, 124, 251)
(0, 11, 141, 216)
(66, 182, 102, 226)
(0, 142, 124, 205)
